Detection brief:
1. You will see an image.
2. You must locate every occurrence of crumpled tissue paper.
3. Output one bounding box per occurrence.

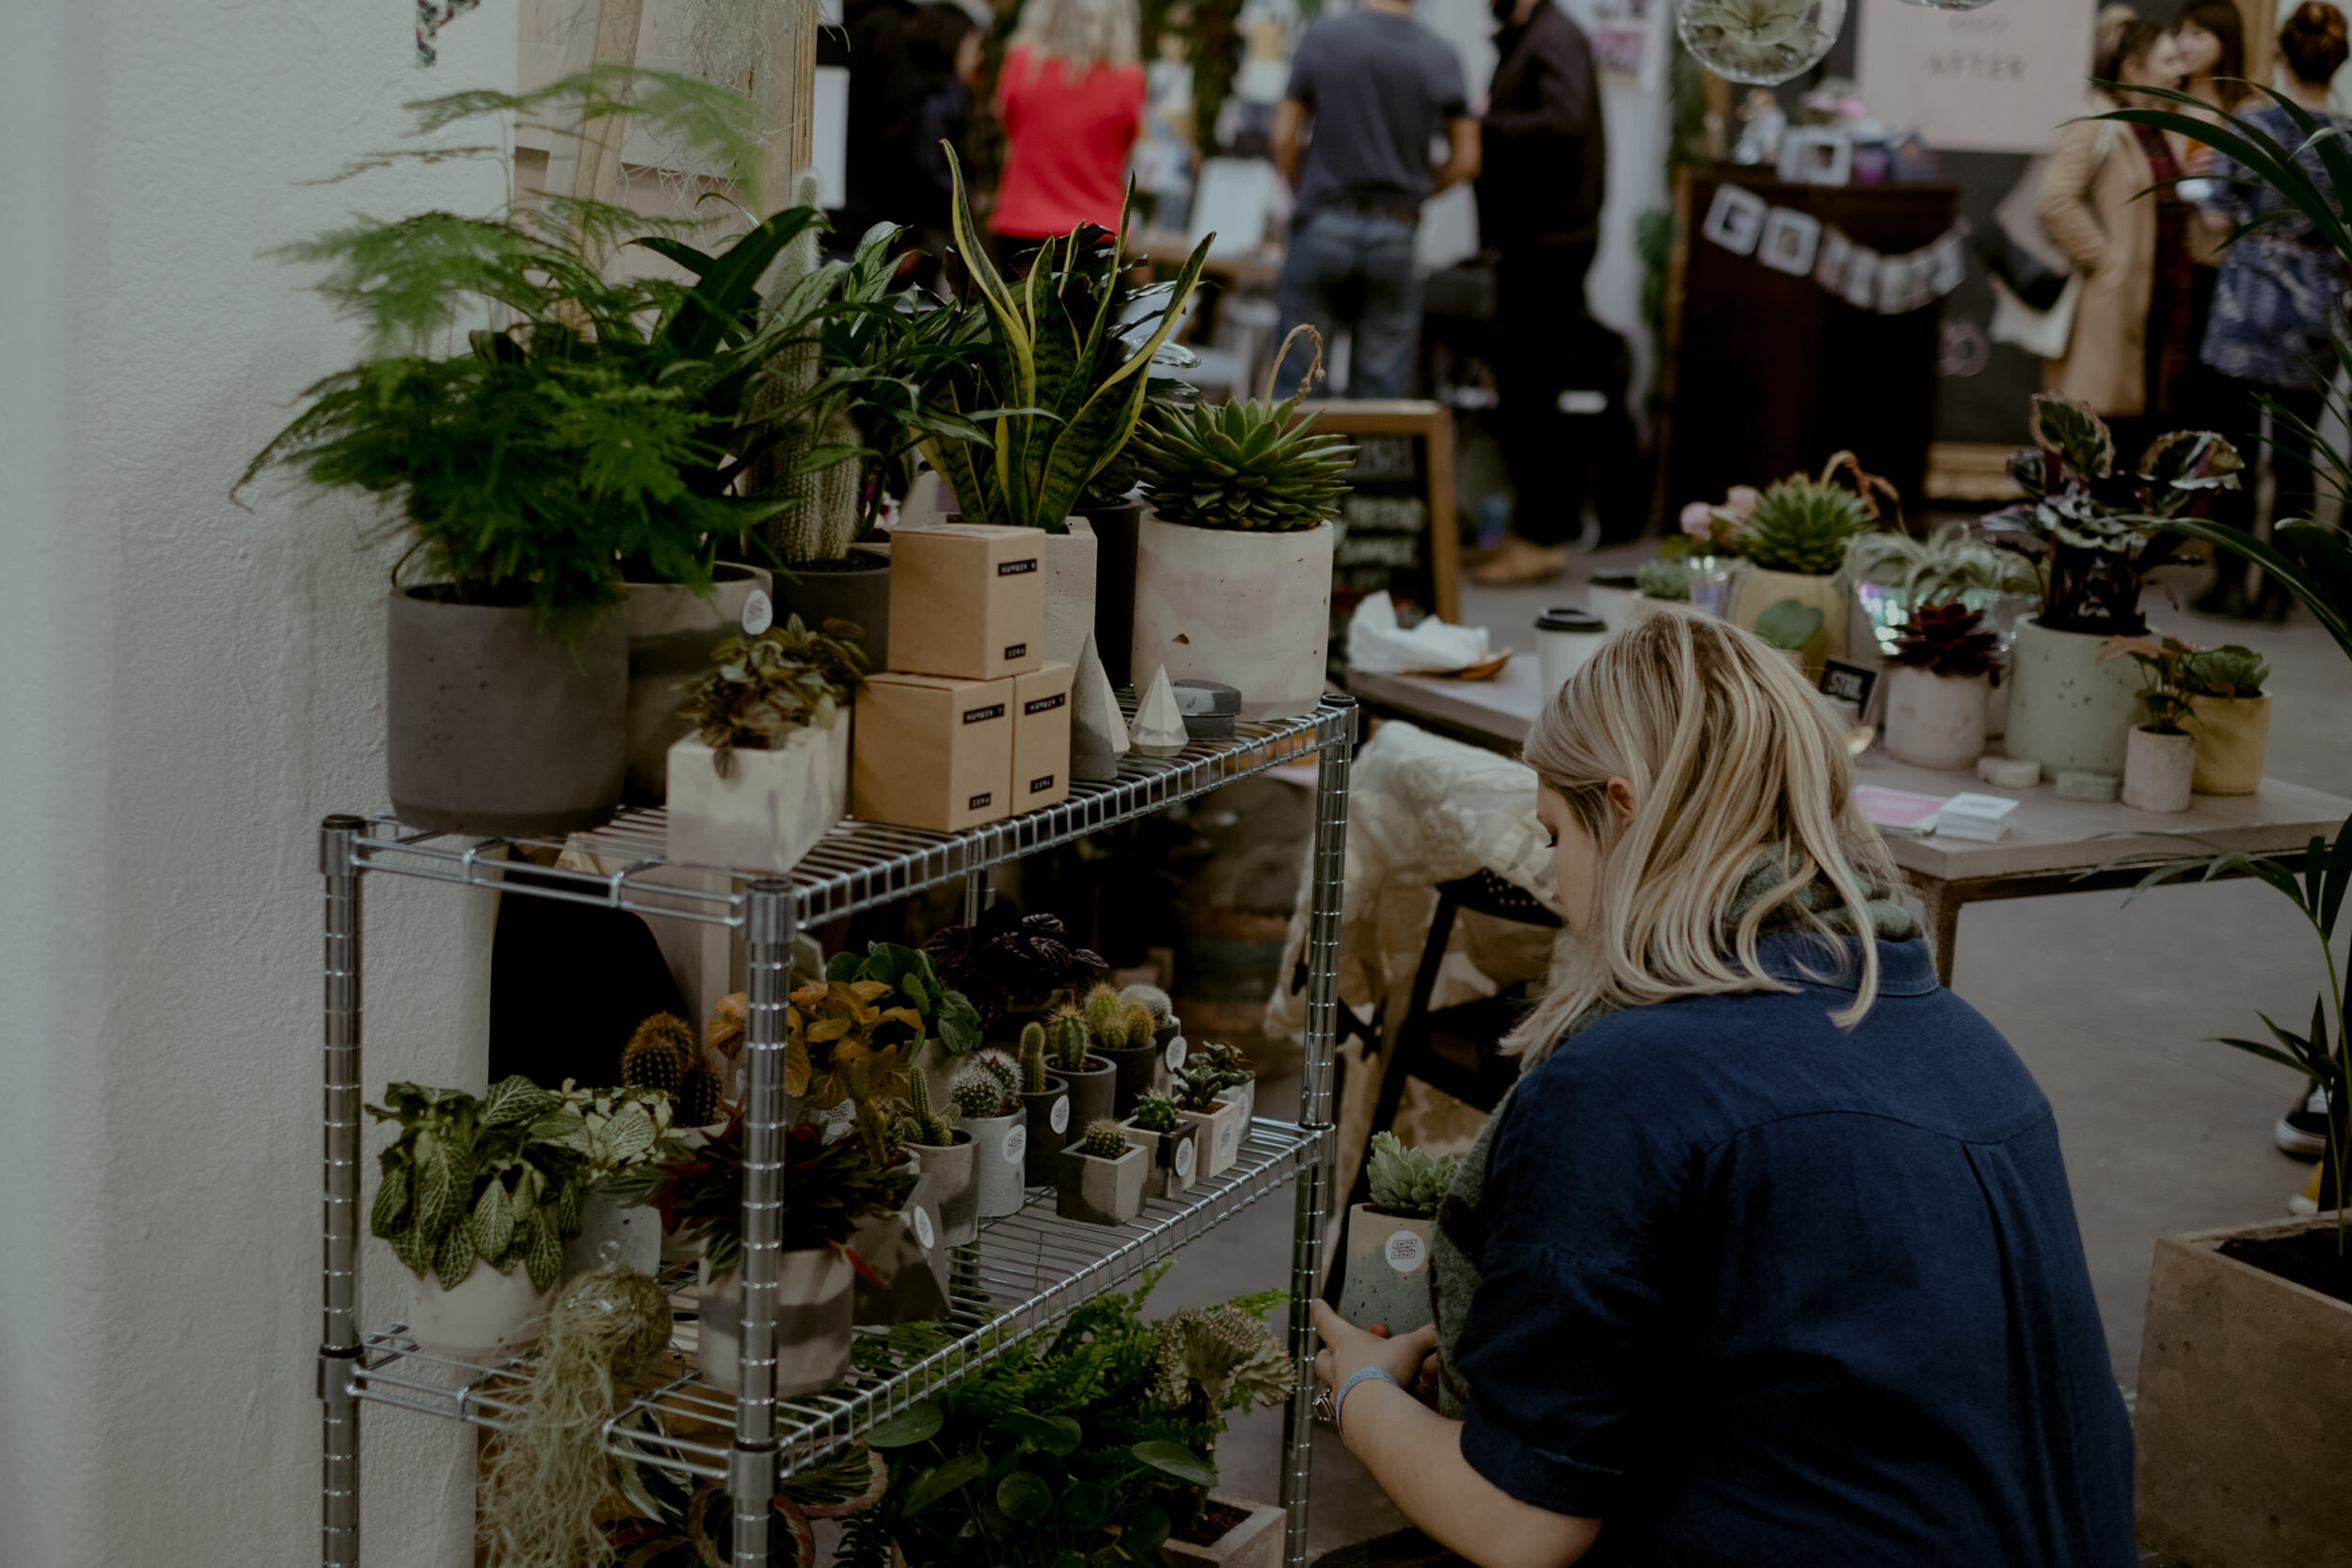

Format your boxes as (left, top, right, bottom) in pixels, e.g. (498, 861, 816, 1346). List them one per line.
(1346, 591, 1492, 674)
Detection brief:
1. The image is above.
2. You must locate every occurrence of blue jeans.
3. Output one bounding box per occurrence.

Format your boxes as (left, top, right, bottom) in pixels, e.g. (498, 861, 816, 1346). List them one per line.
(1274, 208, 1421, 400)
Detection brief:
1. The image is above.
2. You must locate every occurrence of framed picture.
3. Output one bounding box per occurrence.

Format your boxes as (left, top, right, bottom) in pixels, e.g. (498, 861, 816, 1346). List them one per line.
(1701, 182, 1770, 257)
(1756, 208, 1824, 277)
(1778, 127, 1853, 187)
(1840, 245, 1882, 310)
(1814, 228, 1852, 292)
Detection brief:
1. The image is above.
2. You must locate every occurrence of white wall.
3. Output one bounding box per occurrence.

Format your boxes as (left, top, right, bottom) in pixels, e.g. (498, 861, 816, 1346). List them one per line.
(0, 3, 516, 1562)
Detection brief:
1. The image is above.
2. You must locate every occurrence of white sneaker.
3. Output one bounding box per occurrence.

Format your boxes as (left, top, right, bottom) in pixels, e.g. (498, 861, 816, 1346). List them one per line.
(2275, 1083, 2330, 1160)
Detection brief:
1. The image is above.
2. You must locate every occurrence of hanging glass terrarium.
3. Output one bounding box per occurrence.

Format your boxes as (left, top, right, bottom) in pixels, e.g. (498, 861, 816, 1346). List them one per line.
(1677, 0, 1848, 85)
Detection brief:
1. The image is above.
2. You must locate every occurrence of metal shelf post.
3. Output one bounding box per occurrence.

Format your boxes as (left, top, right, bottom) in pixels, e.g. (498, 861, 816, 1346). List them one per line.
(733, 879, 796, 1567)
(320, 815, 366, 1568)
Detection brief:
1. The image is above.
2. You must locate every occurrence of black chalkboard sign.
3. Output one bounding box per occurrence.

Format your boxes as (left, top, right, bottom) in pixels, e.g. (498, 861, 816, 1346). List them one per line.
(1305, 401, 1460, 666)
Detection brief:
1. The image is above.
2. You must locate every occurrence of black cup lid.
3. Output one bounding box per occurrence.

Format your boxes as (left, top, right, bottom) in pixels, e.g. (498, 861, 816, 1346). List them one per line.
(1537, 608, 1607, 634)
(1588, 572, 1639, 590)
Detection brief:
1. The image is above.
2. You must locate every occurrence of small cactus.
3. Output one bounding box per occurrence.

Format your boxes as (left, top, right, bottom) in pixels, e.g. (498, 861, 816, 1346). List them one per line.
(1048, 1008, 1091, 1073)
(1082, 984, 1125, 1042)
(1121, 1003, 1157, 1045)
(951, 1065, 1017, 1121)
(1133, 1092, 1179, 1133)
(673, 1065, 724, 1130)
(620, 1013, 697, 1094)
(976, 1050, 1020, 1096)
(899, 1071, 956, 1147)
(1120, 984, 1174, 1029)
(1019, 1022, 1050, 1095)
(1079, 1118, 1128, 1160)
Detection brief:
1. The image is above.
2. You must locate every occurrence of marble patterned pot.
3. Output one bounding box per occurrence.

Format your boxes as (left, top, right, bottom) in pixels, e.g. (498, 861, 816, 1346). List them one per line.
(1132, 519, 1335, 721)
(663, 720, 850, 874)
(1055, 1140, 1148, 1226)
(2002, 616, 2146, 776)
(697, 1249, 854, 1397)
(906, 1132, 978, 1248)
(1120, 1117, 1200, 1198)
(1180, 1097, 1249, 1179)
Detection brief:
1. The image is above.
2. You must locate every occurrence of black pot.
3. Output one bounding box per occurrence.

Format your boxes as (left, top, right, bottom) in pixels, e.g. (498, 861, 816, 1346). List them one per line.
(772, 547, 890, 674)
(1097, 1042, 1163, 1117)
(1057, 1055, 1118, 1141)
(1079, 499, 1144, 689)
(1017, 1076, 1073, 1184)
(386, 587, 626, 836)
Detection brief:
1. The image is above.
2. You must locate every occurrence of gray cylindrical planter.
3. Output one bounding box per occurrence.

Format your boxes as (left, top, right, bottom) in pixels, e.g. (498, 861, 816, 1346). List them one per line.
(771, 547, 890, 675)
(618, 563, 769, 805)
(1097, 1043, 1162, 1117)
(2003, 616, 2146, 776)
(563, 1191, 661, 1280)
(1337, 1206, 1436, 1335)
(386, 588, 627, 836)
(907, 1132, 978, 1248)
(1055, 1141, 1148, 1226)
(1017, 1077, 1073, 1185)
(698, 1249, 853, 1397)
(1080, 498, 1145, 689)
(957, 1107, 1030, 1218)
(1057, 1055, 1118, 1137)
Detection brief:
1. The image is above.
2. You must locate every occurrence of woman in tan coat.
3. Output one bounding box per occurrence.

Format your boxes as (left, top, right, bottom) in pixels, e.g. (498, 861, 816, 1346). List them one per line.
(2039, 19, 2192, 447)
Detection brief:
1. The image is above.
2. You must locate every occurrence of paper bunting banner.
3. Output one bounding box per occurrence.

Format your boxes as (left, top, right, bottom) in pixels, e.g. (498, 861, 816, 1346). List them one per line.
(1702, 183, 1969, 317)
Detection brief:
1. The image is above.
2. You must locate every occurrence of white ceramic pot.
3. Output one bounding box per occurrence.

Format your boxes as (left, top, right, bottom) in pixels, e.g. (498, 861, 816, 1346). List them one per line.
(406, 1259, 554, 1360)
(1179, 1097, 1249, 1179)
(1731, 567, 1848, 672)
(564, 1191, 662, 1280)
(1054, 1140, 1149, 1226)
(2185, 693, 2271, 795)
(697, 1249, 854, 1398)
(620, 565, 770, 804)
(1043, 518, 1100, 669)
(1883, 668, 1989, 771)
(956, 1109, 1030, 1218)
(1132, 519, 1335, 721)
(1337, 1207, 1435, 1335)
(663, 718, 850, 875)
(2123, 726, 2196, 814)
(2003, 617, 2146, 776)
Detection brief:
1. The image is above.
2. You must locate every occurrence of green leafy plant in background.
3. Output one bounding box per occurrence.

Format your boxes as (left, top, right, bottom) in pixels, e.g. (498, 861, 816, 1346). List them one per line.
(826, 942, 984, 1058)
(1364, 1131, 1456, 1220)
(532, 1082, 676, 1209)
(1633, 559, 1691, 601)
(2182, 643, 2270, 698)
(919, 149, 1213, 532)
(676, 616, 866, 778)
(1132, 326, 1356, 531)
(607, 1413, 886, 1568)
(1751, 597, 1826, 653)
(367, 1077, 586, 1292)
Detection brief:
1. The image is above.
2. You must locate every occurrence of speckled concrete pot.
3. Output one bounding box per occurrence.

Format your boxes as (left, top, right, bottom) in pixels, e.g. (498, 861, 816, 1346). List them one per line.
(1883, 668, 1989, 772)
(2003, 617, 2146, 776)
(1132, 518, 1334, 721)
(1337, 1207, 1436, 1335)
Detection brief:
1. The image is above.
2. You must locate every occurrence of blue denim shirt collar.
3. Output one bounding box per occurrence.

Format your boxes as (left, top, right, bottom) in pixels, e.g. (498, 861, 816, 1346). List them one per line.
(1750, 931, 1939, 997)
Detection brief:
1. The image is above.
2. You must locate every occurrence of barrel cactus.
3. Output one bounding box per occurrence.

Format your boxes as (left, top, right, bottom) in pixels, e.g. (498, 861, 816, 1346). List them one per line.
(1132, 1092, 1180, 1134)
(1079, 1119, 1128, 1160)
(619, 1013, 697, 1094)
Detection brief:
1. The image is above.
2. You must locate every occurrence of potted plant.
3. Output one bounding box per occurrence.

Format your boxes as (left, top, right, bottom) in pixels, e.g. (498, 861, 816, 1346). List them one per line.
(2104, 636, 2198, 814)
(1631, 558, 1690, 617)
(1013, 1022, 1073, 1186)
(921, 904, 1106, 1040)
(1984, 395, 2240, 776)
(666, 616, 864, 875)
(1725, 457, 1883, 671)
(1128, 328, 1356, 721)
(784, 977, 914, 1162)
(1173, 1052, 1251, 1180)
(1080, 983, 1168, 1115)
(533, 1082, 675, 1278)
(650, 1115, 914, 1397)
(2179, 642, 2272, 795)
(826, 940, 985, 1109)
(888, 1072, 977, 1248)
(1751, 597, 1826, 668)
(1057, 1118, 1150, 1226)
(949, 1053, 1031, 1219)
(1846, 519, 2042, 662)
(920, 150, 1213, 667)
(1043, 1005, 1120, 1135)
(1883, 602, 1999, 770)
(1340, 1132, 1455, 1337)
(366, 1077, 585, 1359)
(242, 71, 795, 836)
(620, 1011, 731, 1137)
(1120, 1090, 1200, 1199)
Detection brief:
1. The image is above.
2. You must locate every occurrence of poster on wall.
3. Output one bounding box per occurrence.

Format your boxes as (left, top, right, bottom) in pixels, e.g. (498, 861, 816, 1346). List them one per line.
(1855, 0, 2093, 156)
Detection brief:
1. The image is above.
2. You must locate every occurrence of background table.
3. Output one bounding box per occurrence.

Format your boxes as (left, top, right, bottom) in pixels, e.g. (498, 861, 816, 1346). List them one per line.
(1347, 665, 2352, 986)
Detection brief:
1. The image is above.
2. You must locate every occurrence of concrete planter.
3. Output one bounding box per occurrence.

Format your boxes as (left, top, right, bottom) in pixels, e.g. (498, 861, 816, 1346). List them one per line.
(1731, 567, 1847, 673)
(663, 721, 850, 875)
(1337, 1206, 1436, 1335)
(563, 1190, 661, 1281)
(850, 1174, 952, 1324)
(1017, 1077, 1073, 1186)
(385, 588, 626, 836)
(1055, 1140, 1148, 1226)
(405, 1258, 553, 1360)
(1043, 518, 1099, 669)
(1120, 1117, 1200, 1198)
(1883, 668, 1989, 771)
(2003, 617, 2145, 776)
(1097, 1041, 1163, 1117)
(1132, 519, 1335, 721)
(1057, 1054, 1118, 1141)
(955, 1107, 1030, 1219)
(2123, 726, 2195, 814)
(1164, 1496, 1287, 1568)
(619, 564, 769, 804)
(2186, 693, 2271, 796)
(1180, 1096, 1249, 1179)
(1079, 499, 1145, 688)
(771, 546, 890, 675)
(698, 1249, 854, 1397)
(2135, 1214, 2352, 1567)
(905, 1132, 978, 1248)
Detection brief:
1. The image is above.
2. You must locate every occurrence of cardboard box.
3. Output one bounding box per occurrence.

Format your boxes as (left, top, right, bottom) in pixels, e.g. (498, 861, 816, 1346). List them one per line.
(1012, 661, 1074, 814)
(852, 673, 1014, 832)
(887, 524, 1045, 681)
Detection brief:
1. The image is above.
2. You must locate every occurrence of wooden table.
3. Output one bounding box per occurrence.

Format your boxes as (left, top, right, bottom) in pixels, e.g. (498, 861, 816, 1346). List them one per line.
(1347, 665, 2352, 986)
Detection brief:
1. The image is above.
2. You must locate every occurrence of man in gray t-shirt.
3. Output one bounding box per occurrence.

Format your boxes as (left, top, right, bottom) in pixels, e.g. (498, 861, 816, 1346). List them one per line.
(1270, 0, 1477, 400)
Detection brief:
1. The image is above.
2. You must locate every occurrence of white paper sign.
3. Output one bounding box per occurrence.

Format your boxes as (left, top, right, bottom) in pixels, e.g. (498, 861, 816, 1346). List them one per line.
(1856, 0, 2092, 156)
(1003, 1125, 1027, 1164)
(1384, 1229, 1427, 1275)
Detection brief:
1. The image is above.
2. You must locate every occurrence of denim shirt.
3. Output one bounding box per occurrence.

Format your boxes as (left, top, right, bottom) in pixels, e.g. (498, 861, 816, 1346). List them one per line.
(1454, 935, 2134, 1566)
(2201, 104, 2352, 390)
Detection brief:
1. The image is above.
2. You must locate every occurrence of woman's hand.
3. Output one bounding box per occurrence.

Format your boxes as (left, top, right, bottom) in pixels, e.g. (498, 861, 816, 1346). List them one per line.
(1311, 1300, 1440, 1423)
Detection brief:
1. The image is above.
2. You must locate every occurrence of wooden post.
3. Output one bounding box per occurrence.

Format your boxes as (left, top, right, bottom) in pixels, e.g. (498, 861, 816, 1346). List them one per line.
(2239, 0, 2277, 91)
(755, 4, 823, 217)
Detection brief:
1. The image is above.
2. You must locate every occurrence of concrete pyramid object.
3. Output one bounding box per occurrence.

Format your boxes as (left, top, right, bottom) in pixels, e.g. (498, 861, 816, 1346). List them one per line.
(1131, 665, 1190, 757)
(1071, 634, 1130, 783)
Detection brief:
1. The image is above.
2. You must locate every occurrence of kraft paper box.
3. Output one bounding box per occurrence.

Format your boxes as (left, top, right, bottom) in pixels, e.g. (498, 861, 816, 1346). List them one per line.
(853, 672, 1014, 832)
(887, 524, 1045, 680)
(1012, 662, 1074, 814)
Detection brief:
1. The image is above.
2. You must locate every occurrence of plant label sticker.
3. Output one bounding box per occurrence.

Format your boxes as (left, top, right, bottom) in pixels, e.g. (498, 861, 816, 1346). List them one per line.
(1385, 1230, 1426, 1275)
(820, 1101, 855, 1141)
(913, 1206, 935, 1250)
(1176, 1137, 1197, 1180)
(1219, 1118, 1240, 1157)
(1165, 1035, 1187, 1071)
(741, 590, 773, 636)
(1003, 1124, 1027, 1164)
(1049, 1096, 1070, 1134)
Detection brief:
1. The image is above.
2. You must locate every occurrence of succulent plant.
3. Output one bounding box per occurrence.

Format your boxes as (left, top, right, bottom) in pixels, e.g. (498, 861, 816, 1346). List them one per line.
(1891, 602, 2000, 680)
(1078, 1119, 1130, 1160)
(1047, 1007, 1092, 1073)
(1119, 984, 1175, 1029)
(1018, 1022, 1052, 1094)
(895, 1069, 958, 1148)
(1173, 1041, 1254, 1112)
(620, 1013, 698, 1095)
(675, 617, 866, 779)
(1846, 520, 2041, 602)
(1740, 477, 1877, 576)
(1132, 1092, 1180, 1133)
(1365, 1131, 1456, 1219)
(1131, 377, 1356, 532)
(1633, 558, 1690, 601)
(1152, 1303, 1296, 1416)
(2181, 643, 2269, 699)
(950, 1064, 1019, 1121)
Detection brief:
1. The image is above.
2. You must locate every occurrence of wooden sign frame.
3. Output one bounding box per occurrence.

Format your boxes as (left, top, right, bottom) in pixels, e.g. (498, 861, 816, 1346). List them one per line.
(1299, 399, 1460, 625)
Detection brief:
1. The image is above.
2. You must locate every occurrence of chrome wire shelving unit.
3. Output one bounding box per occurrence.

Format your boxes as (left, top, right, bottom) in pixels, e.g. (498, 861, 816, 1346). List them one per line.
(317, 696, 1358, 1568)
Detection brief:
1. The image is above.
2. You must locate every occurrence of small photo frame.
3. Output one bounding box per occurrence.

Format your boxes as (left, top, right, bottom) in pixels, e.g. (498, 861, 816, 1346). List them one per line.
(1840, 245, 1882, 310)
(1778, 126, 1853, 187)
(1814, 228, 1853, 293)
(1756, 207, 1824, 277)
(1876, 251, 1925, 314)
(1702, 182, 1770, 258)
(1929, 230, 1969, 295)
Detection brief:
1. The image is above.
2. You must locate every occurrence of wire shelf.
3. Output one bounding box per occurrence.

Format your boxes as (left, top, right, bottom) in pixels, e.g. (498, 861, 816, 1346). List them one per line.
(349, 1119, 1318, 1481)
(343, 700, 1351, 928)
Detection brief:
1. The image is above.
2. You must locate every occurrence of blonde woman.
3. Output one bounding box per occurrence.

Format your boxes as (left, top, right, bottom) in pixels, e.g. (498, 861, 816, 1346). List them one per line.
(990, 0, 1145, 268)
(1310, 611, 2133, 1568)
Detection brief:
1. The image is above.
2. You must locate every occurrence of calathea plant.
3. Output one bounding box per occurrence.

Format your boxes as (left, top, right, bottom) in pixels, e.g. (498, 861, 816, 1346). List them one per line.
(676, 616, 866, 778)
(368, 1078, 586, 1293)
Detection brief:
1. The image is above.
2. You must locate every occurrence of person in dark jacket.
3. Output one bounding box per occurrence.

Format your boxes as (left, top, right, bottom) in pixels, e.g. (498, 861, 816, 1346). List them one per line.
(837, 0, 924, 244)
(1473, 0, 1624, 584)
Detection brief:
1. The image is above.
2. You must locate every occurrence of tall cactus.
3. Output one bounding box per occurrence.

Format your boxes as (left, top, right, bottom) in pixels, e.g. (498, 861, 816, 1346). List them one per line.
(1048, 1008, 1091, 1073)
(1019, 1022, 1050, 1094)
(1082, 984, 1124, 1042)
(753, 169, 858, 565)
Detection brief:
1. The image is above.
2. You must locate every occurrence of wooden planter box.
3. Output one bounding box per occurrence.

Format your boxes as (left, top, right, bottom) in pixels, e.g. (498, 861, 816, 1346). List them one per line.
(2135, 1213, 2352, 1567)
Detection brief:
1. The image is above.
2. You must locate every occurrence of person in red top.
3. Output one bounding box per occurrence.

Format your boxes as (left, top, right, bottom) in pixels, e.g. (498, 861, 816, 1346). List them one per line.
(992, 0, 1146, 265)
